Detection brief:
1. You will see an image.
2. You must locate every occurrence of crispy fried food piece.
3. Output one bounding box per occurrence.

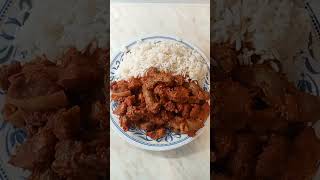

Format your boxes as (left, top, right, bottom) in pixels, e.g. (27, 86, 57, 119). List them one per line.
(281, 128, 320, 180)
(9, 128, 56, 170)
(256, 135, 290, 178)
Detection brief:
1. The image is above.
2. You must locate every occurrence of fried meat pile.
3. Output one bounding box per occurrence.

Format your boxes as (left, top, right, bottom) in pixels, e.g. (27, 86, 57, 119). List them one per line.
(211, 43, 320, 180)
(111, 67, 210, 139)
(0, 47, 109, 180)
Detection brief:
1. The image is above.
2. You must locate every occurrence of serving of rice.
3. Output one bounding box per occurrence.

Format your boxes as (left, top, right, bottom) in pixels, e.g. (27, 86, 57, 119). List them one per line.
(117, 40, 209, 86)
(211, 0, 312, 79)
(14, 0, 108, 60)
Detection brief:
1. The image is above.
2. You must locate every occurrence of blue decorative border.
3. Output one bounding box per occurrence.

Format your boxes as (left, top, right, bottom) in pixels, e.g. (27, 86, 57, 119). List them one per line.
(0, 0, 12, 22)
(305, 2, 320, 40)
(111, 116, 190, 147)
(0, 162, 8, 180)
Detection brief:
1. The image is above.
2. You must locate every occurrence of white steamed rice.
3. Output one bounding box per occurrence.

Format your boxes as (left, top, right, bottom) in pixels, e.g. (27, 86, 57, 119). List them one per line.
(14, 0, 108, 60)
(211, 0, 311, 79)
(117, 41, 209, 86)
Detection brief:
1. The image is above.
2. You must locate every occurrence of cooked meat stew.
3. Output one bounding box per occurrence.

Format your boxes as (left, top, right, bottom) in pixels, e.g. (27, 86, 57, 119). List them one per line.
(111, 67, 210, 139)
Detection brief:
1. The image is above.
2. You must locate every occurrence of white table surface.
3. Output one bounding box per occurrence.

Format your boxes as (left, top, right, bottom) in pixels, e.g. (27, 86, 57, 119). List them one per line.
(110, 2, 210, 180)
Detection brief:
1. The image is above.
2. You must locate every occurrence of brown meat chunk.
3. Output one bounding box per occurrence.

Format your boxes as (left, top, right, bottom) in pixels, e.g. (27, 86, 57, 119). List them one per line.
(229, 134, 259, 179)
(146, 128, 166, 139)
(111, 80, 129, 92)
(164, 101, 176, 112)
(57, 48, 103, 92)
(126, 106, 146, 122)
(181, 104, 191, 117)
(52, 106, 81, 140)
(110, 90, 131, 101)
(281, 128, 320, 180)
(2, 104, 25, 127)
(0, 61, 22, 90)
(189, 81, 209, 100)
(119, 116, 130, 131)
(232, 64, 291, 104)
(127, 77, 142, 90)
(167, 86, 190, 103)
(52, 139, 108, 179)
(28, 168, 61, 180)
(211, 43, 238, 73)
(142, 85, 160, 113)
(22, 111, 56, 137)
(199, 102, 210, 121)
(214, 130, 236, 160)
(144, 70, 174, 89)
(6, 63, 68, 111)
(297, 92, 320, 123)
(113, 102, 127, 116)
(249, 109, 288, 134)
(139, 122, 154, 131)
(190, 104, 201, 118)
(52, 140, 84, 177)
(186, 119, 204, 136)
(9, 128, 56, 170)
(256, 135, 290, 178)
(213, 80, 251, 130)
(90, 101, 108, 129)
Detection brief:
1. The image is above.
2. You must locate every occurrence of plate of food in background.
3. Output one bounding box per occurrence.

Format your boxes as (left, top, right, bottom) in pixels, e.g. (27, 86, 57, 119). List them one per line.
(0, 0, 109, 179)
(110, 35, 210, 151)
(211, 0, 320, 179)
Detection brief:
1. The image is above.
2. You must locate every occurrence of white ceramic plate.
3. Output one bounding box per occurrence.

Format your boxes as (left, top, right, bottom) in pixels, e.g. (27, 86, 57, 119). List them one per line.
(110, 35, 210, 151)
